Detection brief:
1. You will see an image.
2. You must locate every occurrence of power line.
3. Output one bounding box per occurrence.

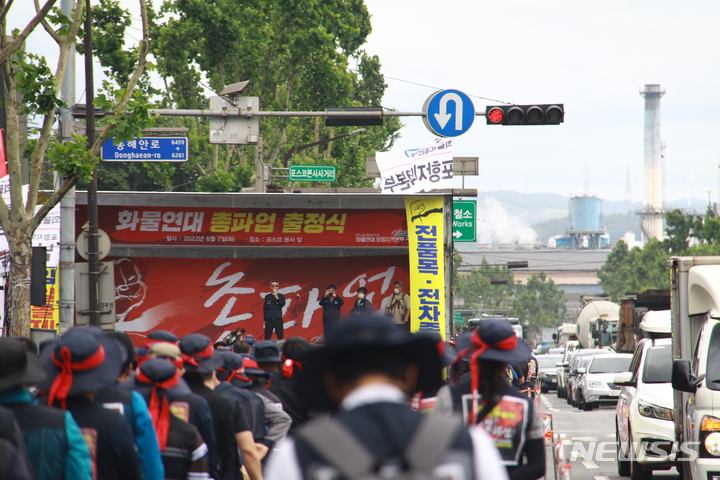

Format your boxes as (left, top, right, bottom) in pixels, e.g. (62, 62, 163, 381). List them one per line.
(348, 68, 514, 105)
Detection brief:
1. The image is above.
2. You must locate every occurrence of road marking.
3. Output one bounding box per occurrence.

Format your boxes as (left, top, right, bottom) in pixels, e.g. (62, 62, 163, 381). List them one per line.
(540, 395, 559, 412)
(582, 461, 598, 469)
(573, 437, 598, 442)
(594, 476, 608, 480)
(558, 433, 567, 439)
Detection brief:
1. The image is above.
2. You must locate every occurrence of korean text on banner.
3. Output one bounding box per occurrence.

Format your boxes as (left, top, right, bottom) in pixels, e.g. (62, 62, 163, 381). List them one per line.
(377, 138, 453, 194)
(405, 196, 445, 338)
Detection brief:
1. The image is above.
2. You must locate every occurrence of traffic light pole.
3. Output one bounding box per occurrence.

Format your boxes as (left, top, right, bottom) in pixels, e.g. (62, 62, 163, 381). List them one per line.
(149, 109, 487, 119)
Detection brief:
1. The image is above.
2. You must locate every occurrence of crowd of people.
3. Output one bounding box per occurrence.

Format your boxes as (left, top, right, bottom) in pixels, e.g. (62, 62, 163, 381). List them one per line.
(0, 311, 545, 480)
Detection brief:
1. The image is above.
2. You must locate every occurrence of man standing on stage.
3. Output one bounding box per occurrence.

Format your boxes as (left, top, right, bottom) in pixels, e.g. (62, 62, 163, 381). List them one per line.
(264, 280, 286, 340)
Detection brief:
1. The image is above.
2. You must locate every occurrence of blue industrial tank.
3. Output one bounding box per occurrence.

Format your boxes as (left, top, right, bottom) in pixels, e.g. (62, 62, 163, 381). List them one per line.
(570, 196, 602, 231)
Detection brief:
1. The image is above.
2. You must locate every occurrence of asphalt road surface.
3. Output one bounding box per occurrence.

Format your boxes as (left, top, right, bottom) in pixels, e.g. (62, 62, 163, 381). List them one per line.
(540, 391, 680, 480)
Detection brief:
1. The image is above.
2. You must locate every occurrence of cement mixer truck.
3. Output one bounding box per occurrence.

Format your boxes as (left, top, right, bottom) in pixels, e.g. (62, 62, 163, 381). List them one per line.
(557, 298, 620, 349)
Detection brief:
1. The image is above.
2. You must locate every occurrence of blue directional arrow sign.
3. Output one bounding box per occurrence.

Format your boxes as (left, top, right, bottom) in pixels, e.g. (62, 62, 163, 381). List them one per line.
(101, 137, 189, 162)
(422, 89, 475, 137)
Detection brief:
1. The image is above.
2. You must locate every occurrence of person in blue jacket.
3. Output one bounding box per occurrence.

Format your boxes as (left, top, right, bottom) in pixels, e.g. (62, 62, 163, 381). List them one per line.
(0, 337, 92, 480)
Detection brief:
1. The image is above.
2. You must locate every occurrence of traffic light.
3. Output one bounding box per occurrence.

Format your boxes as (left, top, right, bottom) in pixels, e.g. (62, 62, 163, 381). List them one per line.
(485, 104, 564, 125)
(325, 107, 383, 127)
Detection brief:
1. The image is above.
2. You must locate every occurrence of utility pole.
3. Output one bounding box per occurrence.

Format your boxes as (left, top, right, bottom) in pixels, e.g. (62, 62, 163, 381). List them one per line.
(254, 137, 266, 192)
(84, 0, 101, 327)
(58, 0, 76, 334)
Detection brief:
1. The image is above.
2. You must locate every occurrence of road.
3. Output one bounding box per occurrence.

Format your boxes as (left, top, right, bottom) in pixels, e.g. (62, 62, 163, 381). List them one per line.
(540, 391, 679, 480)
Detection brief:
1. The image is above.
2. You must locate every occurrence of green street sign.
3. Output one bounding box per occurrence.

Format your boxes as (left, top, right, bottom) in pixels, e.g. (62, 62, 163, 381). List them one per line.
(288, 165, 337, 182)
(452, 200, 476, 242)
(453, 311, 464, 323)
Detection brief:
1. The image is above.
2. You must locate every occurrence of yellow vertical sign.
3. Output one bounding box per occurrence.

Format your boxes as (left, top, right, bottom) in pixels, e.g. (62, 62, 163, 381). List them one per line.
(30, 267, 58, 331)
(405, 196, 445, 338)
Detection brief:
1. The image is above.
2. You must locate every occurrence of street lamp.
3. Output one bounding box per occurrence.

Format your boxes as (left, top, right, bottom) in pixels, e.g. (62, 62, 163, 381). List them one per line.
(282, 128, 366, 167)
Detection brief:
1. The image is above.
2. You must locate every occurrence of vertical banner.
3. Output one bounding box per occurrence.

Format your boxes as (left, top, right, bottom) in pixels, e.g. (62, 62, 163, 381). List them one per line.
(405, 196, 446, 338)
(30, 267, 58, 330)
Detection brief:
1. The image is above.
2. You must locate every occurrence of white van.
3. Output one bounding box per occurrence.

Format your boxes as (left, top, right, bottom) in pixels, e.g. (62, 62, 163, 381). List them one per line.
(615, 310, 674, 480)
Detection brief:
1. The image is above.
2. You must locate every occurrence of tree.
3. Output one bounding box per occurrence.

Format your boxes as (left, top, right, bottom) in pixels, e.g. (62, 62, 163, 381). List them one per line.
(453, 255, 565, 335)
(454, 258, 515, 312)
(664, 209, 700, 254)
(510, 272, 566, 340)
(597, 238, 670, 301)
(1, 0, 151, 336)
(88, 0, 402, 193)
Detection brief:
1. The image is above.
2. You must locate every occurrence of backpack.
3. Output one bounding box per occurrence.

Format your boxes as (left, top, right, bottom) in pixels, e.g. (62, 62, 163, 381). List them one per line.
(297, 414, 467, 480)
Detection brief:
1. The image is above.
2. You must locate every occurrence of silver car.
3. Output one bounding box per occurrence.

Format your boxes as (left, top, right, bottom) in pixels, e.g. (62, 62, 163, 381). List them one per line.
(538, 354, 563, 393)
(577, 353, 633, 411)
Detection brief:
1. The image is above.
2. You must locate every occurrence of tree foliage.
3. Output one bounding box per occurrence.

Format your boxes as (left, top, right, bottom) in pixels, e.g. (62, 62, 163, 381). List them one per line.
(87, 0, 402, 192)
(597, 239, 670, 302)
(510, 273, 567, 329)
(598, 207, 720, 301)
(454, 255, 566, 331)
(0, 0, 151, 336)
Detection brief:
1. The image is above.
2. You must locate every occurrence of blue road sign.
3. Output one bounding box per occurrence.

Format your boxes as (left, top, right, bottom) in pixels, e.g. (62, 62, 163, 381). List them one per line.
(101, 137, 189, 162)
(422, 89, 475, 137)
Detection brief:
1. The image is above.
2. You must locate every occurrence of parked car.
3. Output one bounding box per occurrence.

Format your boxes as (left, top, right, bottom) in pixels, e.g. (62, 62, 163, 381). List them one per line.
(559, 348, 612, 400)
(535, 344, 558, 355)
(616, 310, 674, 480)
(556, 340, 579, 398)
(567, 355, 593, 407)
(537, 354, 563, 393)
(577, 353, 632, 410)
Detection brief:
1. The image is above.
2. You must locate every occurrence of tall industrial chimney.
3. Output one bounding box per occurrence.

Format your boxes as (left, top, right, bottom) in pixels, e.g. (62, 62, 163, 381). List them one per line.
(639, 84, 665, 241)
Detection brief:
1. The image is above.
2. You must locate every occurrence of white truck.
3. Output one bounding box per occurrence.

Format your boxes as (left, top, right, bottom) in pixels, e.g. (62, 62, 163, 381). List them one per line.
(670, 256, 720, 480)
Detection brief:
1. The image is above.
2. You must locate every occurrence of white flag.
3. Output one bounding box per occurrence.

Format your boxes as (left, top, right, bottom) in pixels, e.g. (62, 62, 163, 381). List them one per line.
(375, 138, 453, 194)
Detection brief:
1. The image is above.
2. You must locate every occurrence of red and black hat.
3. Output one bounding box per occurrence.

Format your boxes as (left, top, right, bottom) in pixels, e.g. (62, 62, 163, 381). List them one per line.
(298, 314, 443, 411)
(241, 356, 269, 377)
(179, 334, 224, 373)
(452, 320, 532, 423)
(215, 352, 251, 386)
(135, 359, 182, 451)
(39, 327, 124, 408)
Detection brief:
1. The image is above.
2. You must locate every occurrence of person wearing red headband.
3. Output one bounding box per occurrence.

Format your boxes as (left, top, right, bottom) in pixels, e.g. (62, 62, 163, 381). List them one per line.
(141, 342, 218, 479)
(180, 334, 262, 480)
(266, 314, 507, 480)
(214, 352, 291, 463)
(40, 327, 142, 480)
(96, 330, 164, 480)
(135, 359, 210, 480)
(434, 320, 546, 480)
(266, 337, 314, 435)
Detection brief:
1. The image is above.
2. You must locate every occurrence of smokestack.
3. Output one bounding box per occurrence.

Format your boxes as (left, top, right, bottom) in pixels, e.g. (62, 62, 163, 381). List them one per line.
(639, 84, 665, 241)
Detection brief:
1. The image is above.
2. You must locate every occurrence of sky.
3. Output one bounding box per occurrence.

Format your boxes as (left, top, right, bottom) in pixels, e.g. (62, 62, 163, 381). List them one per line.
(362, 0, 720, 203)
(10, 1, 720, 204)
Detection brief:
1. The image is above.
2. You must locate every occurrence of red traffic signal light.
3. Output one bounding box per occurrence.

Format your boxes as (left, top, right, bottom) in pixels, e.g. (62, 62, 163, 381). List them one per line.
(486, 104, 564, 125)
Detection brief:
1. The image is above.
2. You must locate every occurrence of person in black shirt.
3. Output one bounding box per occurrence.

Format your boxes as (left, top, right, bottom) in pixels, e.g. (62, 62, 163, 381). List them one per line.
(134, 359, 210, 480)
(349, 287, 372, 316)
(266, 337, 314, 434)
(180, 334, 262, 480)
(318, 284, 344, 336)
(264, 280, 286, 340)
